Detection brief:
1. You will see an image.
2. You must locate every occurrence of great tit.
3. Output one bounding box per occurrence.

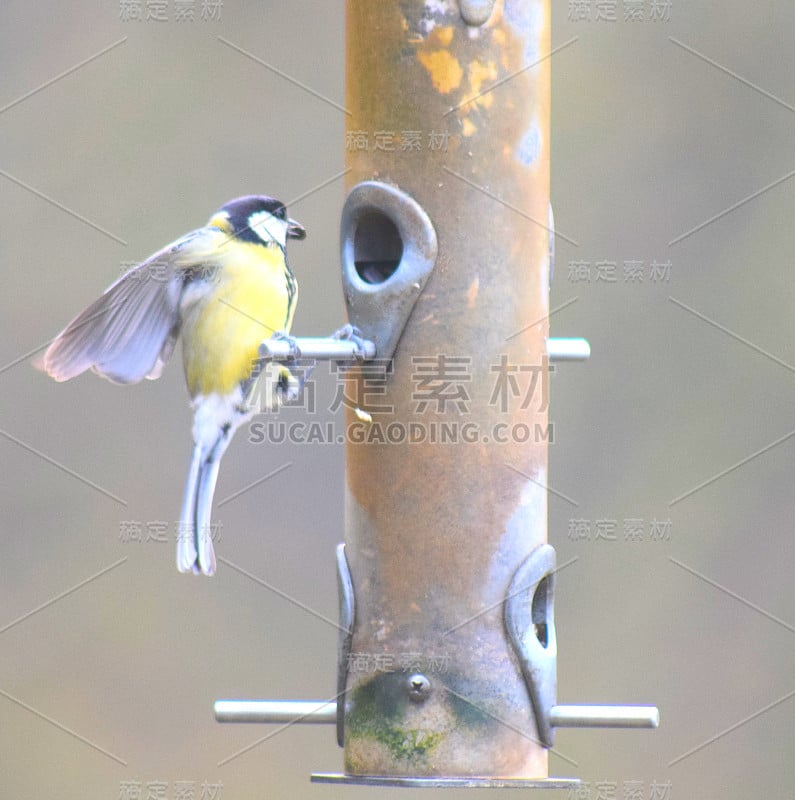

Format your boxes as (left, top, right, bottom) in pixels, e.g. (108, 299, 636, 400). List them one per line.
(38, 195, 306, 575)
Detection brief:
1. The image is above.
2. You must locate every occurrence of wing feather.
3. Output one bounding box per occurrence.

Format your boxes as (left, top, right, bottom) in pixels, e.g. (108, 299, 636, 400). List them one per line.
(39, 228, 220, 384)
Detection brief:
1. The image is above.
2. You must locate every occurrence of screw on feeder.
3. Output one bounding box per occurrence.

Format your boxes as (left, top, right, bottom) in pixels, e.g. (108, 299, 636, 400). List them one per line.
(459, 0, 497, 26)
(407, 673, 431, 702)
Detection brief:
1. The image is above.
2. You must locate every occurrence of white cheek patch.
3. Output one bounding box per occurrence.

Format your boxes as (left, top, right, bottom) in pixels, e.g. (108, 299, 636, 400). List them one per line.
(248, 210, 288, 247)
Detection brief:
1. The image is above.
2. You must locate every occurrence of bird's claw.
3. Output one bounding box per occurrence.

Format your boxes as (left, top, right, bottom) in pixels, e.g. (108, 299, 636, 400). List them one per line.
(268, 331, 301, 361)
(331, 324, 370, 359)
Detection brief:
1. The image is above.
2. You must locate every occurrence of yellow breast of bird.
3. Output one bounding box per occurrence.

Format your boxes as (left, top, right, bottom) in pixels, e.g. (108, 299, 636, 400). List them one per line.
(181, 243, 296, 398)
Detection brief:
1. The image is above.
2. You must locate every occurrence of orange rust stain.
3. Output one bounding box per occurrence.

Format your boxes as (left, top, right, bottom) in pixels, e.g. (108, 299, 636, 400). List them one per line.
(417, 26, 462, 95)
(434, 25, 454, 46)
(461, 117, 477, 137)
(492, 26, 512, 70)
(418, 50, 463, 94)
(467, 59, 499, 109)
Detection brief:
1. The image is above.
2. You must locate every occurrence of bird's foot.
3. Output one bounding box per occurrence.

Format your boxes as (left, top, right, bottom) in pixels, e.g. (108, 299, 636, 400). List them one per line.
(267, 331, 302, 361)
(330, 324, 370, 359)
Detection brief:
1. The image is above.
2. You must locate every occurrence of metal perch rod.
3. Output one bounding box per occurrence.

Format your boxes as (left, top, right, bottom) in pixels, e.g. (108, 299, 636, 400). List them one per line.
(214, 700, 658, 729)
(259, 336, 590, 363)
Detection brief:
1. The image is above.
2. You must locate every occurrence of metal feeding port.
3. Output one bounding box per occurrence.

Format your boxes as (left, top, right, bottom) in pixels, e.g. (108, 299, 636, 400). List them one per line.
(217, 0, 658, 787)
(340, 181, 438, 365)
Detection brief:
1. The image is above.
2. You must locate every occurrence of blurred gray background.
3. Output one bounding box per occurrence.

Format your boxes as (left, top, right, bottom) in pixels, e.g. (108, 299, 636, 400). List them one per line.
(1, 2, 793, 798)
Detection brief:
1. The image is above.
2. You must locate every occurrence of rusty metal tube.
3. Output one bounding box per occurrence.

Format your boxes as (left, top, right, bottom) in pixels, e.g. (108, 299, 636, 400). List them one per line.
(343, 0, 551, 778)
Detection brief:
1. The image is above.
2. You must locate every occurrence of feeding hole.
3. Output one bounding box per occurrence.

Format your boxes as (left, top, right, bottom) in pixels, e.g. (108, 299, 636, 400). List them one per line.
(531, 576, 550, 648)
(354, 211, 403, 284)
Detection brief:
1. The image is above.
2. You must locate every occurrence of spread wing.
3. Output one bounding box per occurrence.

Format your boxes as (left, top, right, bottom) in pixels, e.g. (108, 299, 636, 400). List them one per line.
(39, 227, 221, 384)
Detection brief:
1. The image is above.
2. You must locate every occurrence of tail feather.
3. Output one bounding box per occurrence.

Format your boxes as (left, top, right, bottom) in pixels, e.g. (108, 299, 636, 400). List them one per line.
(177, 430, 233, 576)
(177, 442, 203, 574)
(194, 454, 222, 575)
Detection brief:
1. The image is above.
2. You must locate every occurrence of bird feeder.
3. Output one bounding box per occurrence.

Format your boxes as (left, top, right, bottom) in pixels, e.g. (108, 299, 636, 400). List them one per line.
(216, 0, 657, 788)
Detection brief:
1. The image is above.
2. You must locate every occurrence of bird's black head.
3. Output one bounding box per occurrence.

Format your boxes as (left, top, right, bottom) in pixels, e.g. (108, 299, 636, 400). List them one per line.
(209, 195, 306, 246)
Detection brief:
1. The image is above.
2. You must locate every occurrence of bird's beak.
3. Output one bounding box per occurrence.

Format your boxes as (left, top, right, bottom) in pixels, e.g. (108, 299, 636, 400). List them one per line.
(287, 218, 306, 240)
